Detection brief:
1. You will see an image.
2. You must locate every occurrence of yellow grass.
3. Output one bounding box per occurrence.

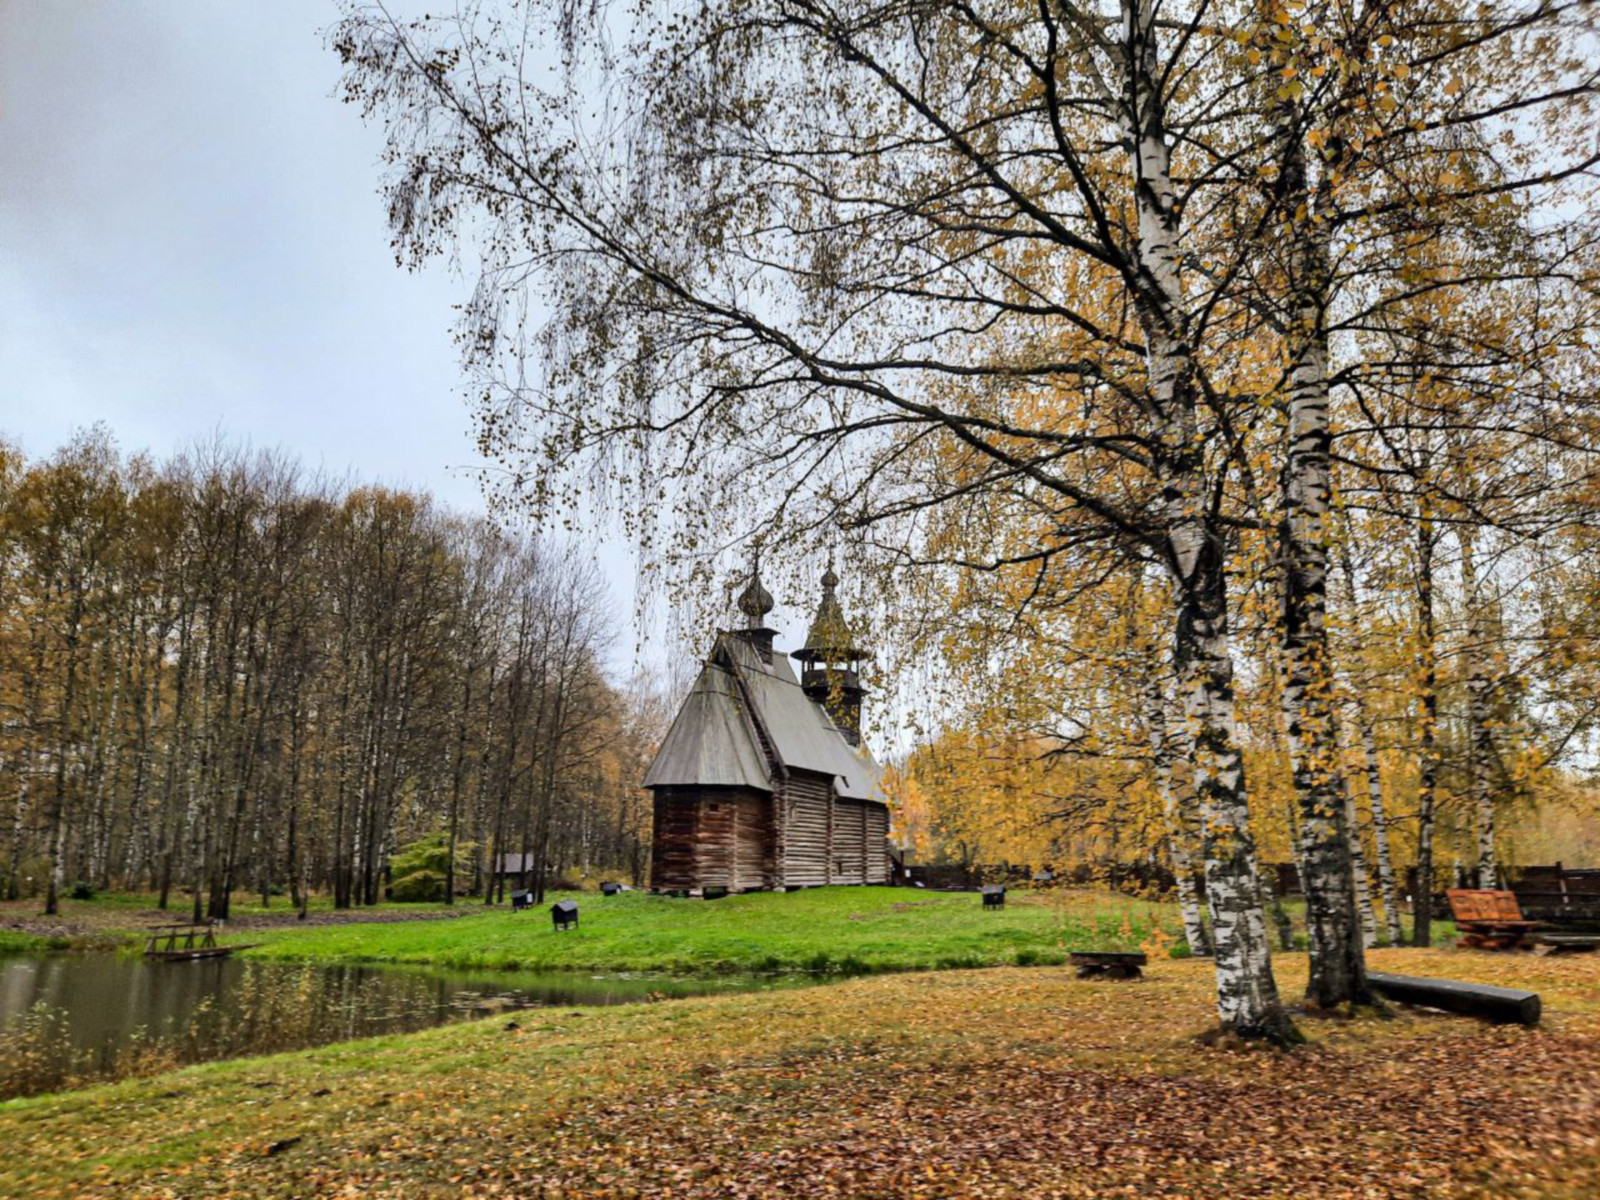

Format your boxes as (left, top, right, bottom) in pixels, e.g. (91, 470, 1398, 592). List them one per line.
(4, 945, 1599, 1198)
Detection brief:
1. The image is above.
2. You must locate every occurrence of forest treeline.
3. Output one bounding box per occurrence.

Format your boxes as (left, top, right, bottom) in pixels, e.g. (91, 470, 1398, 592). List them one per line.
(890, 500, 1600, 948)
(0, 431, 657, 917)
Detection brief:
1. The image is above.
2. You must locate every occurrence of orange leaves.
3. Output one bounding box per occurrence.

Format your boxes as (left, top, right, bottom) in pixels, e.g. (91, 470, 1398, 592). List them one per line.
(1140, 924, 1176, 961)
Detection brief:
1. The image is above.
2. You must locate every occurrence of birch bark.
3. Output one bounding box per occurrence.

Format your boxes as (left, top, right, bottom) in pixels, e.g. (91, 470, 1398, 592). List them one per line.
(1358, 713, 1402, 942)
(1146, 669, 1209, 956)
(1337, 719, 1378, 949)
(1274, 104, 1370, 1007)
(7, 627, 47, 901)
(1335, 545, 1404, 943)
(122, 611, 166, 888)
(44, 586, 87, 916)
(1412, 510, 1440, 946)
(156, 610, 194, 910)
(1121, 0, 1291, 1041)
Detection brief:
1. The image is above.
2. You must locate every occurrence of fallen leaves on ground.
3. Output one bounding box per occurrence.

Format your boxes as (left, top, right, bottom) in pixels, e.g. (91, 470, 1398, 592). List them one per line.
(5, 947, 1600, 1199)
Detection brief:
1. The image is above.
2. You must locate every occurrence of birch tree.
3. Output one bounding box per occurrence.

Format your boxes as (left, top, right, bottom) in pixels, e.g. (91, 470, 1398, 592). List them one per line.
(335, 0, 1307, 1042)
(0, 434, 643, 911)
(1252, 0, 1597, 988)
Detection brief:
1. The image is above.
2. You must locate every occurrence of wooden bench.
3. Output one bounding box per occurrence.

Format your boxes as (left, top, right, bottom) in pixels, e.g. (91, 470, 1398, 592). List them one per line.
(1511, 865, 1600, 929)
(144, 922, 220, 959)
(142, 922, 255, 960)
(1446, 888, 1600, 953)
(1070, 951, 1147, 980)
(1534, 933, 1600, 954)
(1447, 889, 1540, 951)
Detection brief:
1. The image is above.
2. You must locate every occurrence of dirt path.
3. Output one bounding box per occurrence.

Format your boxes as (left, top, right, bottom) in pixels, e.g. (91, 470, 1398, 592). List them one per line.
(0, 899, 486, 944)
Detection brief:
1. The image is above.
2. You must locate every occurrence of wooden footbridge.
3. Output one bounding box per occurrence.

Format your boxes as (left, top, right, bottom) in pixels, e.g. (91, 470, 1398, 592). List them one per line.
(143, 923, 256, 961)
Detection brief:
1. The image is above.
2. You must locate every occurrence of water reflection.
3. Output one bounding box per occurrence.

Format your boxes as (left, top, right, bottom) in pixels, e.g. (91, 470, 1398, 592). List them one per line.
(0, 954, 788, 1098)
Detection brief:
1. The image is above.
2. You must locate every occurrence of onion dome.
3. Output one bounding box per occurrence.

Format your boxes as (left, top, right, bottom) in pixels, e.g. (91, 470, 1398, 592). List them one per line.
(737, 569, 775, 627)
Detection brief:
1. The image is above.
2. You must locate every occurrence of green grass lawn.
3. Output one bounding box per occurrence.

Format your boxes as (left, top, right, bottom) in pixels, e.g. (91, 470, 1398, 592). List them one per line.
(0, 929, 57, 954)
(2, 887, 1448, 969)
(242, 887, 1180, 974)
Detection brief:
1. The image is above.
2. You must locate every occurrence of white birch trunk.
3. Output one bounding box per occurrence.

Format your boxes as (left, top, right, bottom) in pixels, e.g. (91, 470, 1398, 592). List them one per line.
(1359, 714, 1403, 943)
(1121, 0, 1290, 1041)
(1276, 99, 1369, 1007)
(1412, 512, 1441, 945)
(1335, 546, 1404, 943)
(1146, 668, 1209, 957)
(1335, 716, 1378, 948)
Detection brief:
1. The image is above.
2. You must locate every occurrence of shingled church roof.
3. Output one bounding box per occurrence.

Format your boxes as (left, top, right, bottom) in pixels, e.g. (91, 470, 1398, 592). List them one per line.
(643, 630, 883, 802)
(640, 660, 771, 792)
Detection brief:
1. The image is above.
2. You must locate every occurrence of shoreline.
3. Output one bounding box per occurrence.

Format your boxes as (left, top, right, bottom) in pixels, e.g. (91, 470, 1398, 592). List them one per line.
(2, 883, 1179, 977)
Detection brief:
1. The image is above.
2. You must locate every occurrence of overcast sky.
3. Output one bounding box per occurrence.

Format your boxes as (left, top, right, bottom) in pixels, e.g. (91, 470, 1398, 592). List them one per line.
(0, 1, 492, 501)
(0, 1, 858, 683)
(0, 1, 695, 671)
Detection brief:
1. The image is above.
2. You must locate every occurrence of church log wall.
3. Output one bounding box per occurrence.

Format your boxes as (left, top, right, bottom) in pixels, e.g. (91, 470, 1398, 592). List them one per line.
(651, 787, 775, 892)
(783, 772, 833, 887)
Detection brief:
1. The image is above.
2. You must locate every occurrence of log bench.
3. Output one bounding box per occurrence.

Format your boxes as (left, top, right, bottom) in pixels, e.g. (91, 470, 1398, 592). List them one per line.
(1368, 971, 1540, 1027)
(1070, 951, 1147, 980)
(1533, 932, 1600, 954)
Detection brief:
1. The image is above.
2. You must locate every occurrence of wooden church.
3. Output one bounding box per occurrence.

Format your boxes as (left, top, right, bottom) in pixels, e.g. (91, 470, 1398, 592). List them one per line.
(642, 566, 892, 892)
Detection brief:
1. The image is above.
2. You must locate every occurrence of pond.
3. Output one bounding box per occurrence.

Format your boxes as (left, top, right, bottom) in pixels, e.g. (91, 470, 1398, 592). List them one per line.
(0, 953, 794, 1099)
